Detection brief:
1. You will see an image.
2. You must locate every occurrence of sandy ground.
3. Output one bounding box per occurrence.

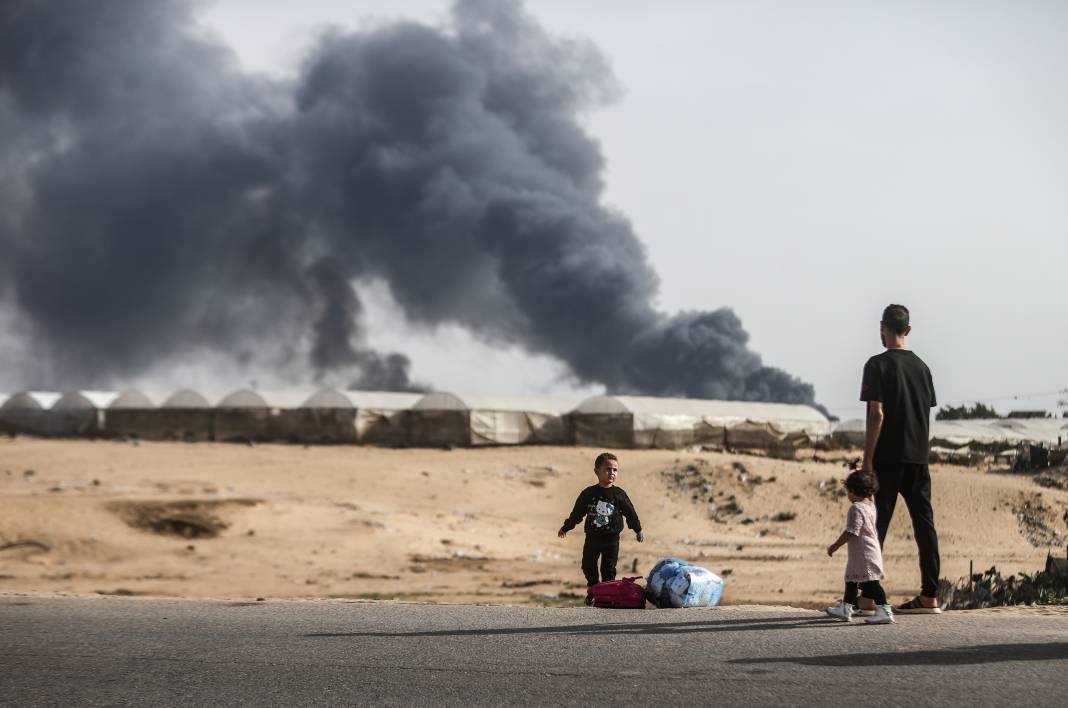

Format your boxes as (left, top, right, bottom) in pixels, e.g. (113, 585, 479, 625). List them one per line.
(1, 438, 1065, 607)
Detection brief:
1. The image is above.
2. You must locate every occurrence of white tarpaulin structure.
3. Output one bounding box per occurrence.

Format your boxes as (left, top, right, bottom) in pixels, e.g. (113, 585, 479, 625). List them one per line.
(212, 389, 274, 442)
(273, 389, 358, 443)
(267, 389, 421, 444)
(930, 418, 1068, 447)
(348, 391, 423, 446)
(49, 391, 119, 436)
(832, 418, 866, 447)
(0, 391, 61, 436)
(115, 389, 213, 441)
(833, 416, 1068, 449)
(408, 392, 580, 447)
(103, 390, 159, 439)
(572, 395, 832, 450)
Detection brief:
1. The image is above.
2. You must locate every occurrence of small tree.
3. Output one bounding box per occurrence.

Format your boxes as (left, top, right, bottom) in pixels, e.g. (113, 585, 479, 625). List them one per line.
(936, 402, 1001, 420)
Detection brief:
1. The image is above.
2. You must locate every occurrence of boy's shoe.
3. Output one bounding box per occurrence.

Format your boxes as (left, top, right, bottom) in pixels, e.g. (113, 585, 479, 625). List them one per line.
(851, 604, 875, 617)
(865, 604, 896, 624)
(825, 601, 854, 621)
(584, 593, 594, 606)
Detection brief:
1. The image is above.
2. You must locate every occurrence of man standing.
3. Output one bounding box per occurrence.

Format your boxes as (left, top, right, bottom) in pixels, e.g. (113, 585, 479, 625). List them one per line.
(860, 304, 942, 613)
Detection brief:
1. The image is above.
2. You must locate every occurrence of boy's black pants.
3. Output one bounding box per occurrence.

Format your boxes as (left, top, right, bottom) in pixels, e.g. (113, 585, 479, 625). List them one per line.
(875, 461, 941, 598)
(581, 534, 619, 587)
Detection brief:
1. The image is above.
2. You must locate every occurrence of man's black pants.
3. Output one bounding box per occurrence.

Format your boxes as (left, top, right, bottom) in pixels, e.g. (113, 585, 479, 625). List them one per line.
(581, 534, 619, 587)
(875, 461, 941, 597)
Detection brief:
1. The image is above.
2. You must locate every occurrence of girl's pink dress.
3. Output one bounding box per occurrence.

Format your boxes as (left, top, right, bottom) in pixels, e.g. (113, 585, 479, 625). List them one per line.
(844, 500, 885, 582)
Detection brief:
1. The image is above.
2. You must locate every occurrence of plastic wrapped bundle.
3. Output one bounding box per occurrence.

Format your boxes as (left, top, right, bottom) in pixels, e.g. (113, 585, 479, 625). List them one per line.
(646, 558, 724, 608)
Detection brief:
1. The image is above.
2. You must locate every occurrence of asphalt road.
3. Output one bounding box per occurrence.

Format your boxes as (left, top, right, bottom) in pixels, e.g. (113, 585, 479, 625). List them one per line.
(1, 595, 1066, 707)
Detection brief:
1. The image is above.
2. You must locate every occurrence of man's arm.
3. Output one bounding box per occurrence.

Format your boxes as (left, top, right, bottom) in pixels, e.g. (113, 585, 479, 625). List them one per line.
(862, 400, 884, 472)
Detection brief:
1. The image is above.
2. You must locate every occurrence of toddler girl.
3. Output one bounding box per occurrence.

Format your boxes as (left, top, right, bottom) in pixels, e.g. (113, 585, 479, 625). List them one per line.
(825, 468, 894, 624)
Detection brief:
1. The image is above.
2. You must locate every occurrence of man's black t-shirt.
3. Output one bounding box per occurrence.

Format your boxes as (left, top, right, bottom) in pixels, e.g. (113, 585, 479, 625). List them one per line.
(561, 485, 642, 536)
(860, 349, 937, 464)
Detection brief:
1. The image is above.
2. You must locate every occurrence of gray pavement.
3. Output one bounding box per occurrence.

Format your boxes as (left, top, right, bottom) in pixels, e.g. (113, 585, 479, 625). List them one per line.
(1, 595, 1066, 706)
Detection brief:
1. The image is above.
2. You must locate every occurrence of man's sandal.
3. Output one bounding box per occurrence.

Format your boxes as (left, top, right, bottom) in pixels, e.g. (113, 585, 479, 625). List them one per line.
(895, 596, 942, 614)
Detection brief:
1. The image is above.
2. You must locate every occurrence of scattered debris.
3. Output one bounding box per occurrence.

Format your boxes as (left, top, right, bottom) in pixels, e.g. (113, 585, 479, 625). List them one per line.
(817, 477, 847, 499)
(408, 552, 492, 573)
(502, 578, 562, 588)
(1013, 495, 1066, 547)
(1035, 469, 1068, 491)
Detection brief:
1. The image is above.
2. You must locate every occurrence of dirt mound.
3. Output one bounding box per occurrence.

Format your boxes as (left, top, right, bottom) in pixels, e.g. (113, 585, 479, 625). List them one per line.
(109, 499, 260, 539)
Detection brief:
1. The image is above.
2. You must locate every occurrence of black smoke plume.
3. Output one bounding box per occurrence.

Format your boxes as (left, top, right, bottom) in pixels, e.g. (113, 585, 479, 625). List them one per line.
(0, 0, 820, 408)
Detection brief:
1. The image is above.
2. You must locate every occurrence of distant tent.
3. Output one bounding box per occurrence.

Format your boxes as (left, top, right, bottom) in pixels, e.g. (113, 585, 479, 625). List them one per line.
(165, 389, 211, 409)
(212, 389, 272, 442)
(465, 394, 579, 445)
(49, 391, 118, 437)
(271, 389, 357, 443)
(831, 418, 866, 447)
(110, 388, 213, 441)
(571, 395, 831, 450)
(0, 391, 61, 436)
(348, 391, 422, 446)
(408, 392, 469, 447)
(929, 418, 1068, 448)
(408, 392, 579, 447)
(102, 390, 157, 439)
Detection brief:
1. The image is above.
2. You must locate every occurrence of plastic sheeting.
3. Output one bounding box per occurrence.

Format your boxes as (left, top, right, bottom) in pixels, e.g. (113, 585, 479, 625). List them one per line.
(833, 417, 1068, 448)
(646, 558, 724, 608)
(409, 393, 580, 446)
(0, 391, 61, 436)
(573, 395, 831, 449)
(47, 391, 119, 437)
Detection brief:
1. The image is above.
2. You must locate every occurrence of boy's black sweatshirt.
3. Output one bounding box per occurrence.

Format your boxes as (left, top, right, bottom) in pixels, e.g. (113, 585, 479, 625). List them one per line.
(561, 485, 642, 536)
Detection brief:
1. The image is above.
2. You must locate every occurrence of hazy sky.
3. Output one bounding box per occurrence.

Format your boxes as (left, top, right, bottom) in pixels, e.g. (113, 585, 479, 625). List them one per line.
(193, 0, 1067, 419)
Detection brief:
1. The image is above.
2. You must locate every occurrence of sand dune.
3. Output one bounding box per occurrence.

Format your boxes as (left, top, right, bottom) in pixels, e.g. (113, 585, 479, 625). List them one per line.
(1, 438, 1064, 607)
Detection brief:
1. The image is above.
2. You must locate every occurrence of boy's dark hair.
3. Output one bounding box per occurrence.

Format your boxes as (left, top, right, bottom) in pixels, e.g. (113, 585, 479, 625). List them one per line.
(594, 452, 618, 469)
(881, 304, 910, 336)
(844, 469, 880, 497)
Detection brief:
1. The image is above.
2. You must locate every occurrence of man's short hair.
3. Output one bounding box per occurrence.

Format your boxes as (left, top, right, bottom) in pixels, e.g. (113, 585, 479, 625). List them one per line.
(881, 304, 910, 336)
(594, 452, 618, 469)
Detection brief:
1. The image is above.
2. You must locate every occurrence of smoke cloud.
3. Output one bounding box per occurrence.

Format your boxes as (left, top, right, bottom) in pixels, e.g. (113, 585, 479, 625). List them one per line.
(0, 0, 820, 408)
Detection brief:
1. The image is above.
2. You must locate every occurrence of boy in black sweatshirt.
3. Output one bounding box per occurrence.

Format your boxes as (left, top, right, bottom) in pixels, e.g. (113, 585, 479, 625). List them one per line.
(558, 452, 644, 605)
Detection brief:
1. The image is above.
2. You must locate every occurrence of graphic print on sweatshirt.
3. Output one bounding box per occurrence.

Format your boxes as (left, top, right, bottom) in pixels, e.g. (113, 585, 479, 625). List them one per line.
(592, 500, 616, 529)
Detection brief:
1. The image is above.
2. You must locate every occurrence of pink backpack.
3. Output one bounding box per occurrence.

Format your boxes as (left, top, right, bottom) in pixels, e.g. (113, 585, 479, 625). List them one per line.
(589, 576, 647, 609)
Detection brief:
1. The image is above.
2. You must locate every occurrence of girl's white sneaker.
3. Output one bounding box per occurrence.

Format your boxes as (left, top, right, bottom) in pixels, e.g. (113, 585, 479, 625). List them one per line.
(825, 601, 854, 621)
(865, 604, 896, 624)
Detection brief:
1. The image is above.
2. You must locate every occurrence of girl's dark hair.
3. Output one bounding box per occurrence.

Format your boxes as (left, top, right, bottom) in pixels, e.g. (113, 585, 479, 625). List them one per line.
(844, 469, 879, 497)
